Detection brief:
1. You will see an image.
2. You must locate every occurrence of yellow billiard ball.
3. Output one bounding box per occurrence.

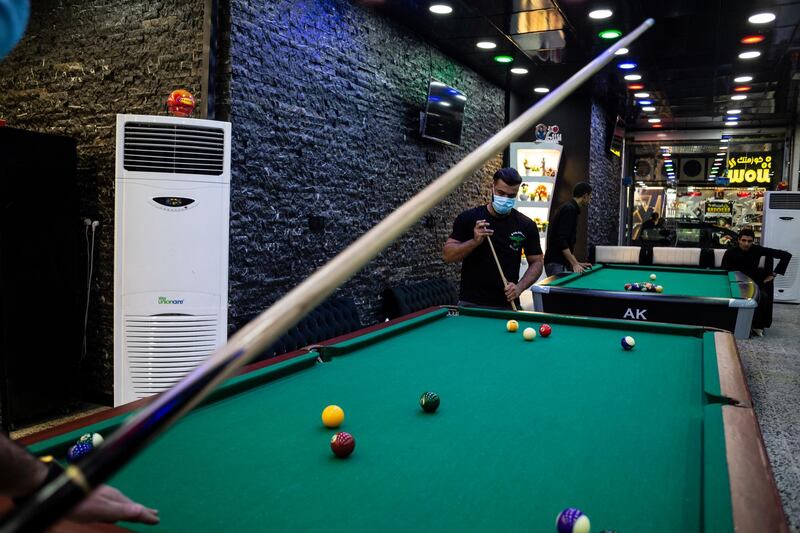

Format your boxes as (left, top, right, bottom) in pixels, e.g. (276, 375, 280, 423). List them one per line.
(507, 320, 519, 332)
(522, 327, 537, 341)
(322, 405, 345, 428)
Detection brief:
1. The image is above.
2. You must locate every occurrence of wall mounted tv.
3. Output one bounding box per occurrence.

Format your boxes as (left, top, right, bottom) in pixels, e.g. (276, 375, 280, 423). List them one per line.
(420, 80, 466, 147)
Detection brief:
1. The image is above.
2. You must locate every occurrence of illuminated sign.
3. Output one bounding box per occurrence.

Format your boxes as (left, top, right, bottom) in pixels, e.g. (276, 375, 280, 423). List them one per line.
(727, 154, 773, 185)
(704, 201, 733, 216)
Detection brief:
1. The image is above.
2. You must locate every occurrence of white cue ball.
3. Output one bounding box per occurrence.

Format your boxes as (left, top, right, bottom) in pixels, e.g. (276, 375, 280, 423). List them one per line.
(650, 274, 657, 280)
(523, 327, 537, 341)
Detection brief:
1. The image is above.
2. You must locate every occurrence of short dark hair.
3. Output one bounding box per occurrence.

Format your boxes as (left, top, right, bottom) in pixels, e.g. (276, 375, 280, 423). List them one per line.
(739, 228, 755, 239)
(650, 212, 660, 220)
(573, 182, 592, 198)
(493, 167, 522, 186)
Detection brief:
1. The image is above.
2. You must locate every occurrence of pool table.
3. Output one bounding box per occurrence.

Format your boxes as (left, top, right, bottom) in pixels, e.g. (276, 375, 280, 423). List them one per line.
(9, 307, 786, 532)
(532, 264, 758, 338)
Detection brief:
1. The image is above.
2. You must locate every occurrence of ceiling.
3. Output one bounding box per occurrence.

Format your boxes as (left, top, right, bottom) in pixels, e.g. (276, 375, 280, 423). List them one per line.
(362, 0, 800, 137)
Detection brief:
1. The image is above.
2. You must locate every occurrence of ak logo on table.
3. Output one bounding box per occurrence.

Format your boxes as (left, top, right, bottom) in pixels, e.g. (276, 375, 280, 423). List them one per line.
(623, 308, 648, 320)
(509, 232, 526, 251)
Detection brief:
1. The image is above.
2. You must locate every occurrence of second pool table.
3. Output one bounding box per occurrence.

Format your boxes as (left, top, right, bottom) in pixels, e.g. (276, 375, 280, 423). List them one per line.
(532, 264, 758, 338)
(10, 307, 786, 532)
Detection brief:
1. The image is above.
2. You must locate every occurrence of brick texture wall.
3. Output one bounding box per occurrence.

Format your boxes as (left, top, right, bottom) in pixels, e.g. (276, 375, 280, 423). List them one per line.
(0, 0, 206, 395)
(227, 0, 505, 331)
(588, 101, 622, 246)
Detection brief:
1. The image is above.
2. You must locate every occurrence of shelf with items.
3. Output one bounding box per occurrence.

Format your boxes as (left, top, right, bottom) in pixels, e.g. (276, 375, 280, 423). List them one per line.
(516, 201, 550, 209)
(510, 142, 562, 246)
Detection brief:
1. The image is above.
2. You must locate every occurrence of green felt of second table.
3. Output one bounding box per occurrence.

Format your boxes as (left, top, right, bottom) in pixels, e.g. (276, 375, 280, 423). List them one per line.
(27, 308, 745, 532)
(547, 264, 739, 298)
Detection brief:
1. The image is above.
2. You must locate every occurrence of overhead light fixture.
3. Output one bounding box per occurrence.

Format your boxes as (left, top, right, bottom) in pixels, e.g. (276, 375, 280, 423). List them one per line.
(648, 118, 661, 123)
(720, 146, 728, 149)
(642, 106, 656, 111)
(657, 133, 667, 138)
(734, 86, 751, 92)
(727, 109, 742, 114)
(638, 100, 653, 105)
(627, 84, 645, 90)
(534, 87, 550, 93)
(494, 55, 514, 63)
(725, 121, 738, 126)
(589, 9, 613, 19)
(721, 138, 731, 142)
(738, 51, 761, 59)
(652, 123, 663, 128)
(599, 29, 622, 39)
(634, 92, 650, 98)
(618, 62, 637, 70)
(510, 67, 528, 74)
(714, 158, 724, 162)
(717, 152, 725, 156)
(734, 75, 753, 83)
(429, 4, 453, 14)
(477, 41, 497, 49)
(731, 94, 747, 100)
(624, 74, 642, 81)
(748, 12, 776, 24)
(741, 35, 766, 44)
(615, 47, 629, 55)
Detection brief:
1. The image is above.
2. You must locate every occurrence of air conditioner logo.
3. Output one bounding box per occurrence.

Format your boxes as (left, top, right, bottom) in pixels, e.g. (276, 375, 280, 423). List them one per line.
(158, 296, 185, 305)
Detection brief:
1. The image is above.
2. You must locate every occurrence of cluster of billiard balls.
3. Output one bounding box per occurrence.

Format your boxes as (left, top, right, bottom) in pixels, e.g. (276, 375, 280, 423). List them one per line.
(557, 507, 617, 533)
(66, 432, 104, 463)
(506, 319, 552, 340)
(322, 392, 440, 458)
(624, 273, 663, 293)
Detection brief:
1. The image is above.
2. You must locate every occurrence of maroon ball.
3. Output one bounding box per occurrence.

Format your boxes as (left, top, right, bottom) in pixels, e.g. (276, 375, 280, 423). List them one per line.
(539, 324, 552, 337)
(330, 432, 355, 458)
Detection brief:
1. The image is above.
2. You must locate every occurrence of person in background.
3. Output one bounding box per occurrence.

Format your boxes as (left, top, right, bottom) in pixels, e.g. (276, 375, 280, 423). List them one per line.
(544, 182, 592, 276)
(640, 211, 663, 232)
(721, 229, 792, 336)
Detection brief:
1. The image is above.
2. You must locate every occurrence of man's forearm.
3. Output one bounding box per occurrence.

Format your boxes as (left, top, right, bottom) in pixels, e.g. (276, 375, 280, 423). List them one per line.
(0, 435, 47, 497)
(560, 248, 580, 267)
(518, 257, 544, 290)
(443, 239, 481, 263)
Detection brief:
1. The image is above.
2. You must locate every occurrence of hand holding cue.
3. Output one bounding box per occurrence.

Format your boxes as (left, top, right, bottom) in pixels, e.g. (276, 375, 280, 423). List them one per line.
(486, 235, 518, 311)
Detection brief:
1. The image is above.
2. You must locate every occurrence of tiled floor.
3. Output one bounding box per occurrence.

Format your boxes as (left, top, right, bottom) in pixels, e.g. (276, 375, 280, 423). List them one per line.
(737, 302, 800, 533)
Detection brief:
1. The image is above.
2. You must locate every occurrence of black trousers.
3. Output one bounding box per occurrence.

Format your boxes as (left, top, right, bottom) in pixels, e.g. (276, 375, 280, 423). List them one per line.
(753, 270, 774, 329)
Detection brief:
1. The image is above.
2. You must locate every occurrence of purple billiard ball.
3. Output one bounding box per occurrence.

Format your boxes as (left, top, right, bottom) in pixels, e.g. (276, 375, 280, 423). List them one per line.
(556, 508, 591, 533)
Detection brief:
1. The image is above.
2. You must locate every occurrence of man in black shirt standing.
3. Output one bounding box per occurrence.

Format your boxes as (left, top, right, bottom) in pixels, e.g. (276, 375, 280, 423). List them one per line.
(443, 168, 544, 308)
(722, 228, 792, 336)
(544, 183, 593, 276)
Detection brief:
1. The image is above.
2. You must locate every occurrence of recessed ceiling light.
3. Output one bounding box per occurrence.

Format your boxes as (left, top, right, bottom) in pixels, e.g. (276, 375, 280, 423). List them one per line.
(615, 47, 629, 55)
(731, 94, 747, 100)
(638, 100, 653, 105)
(727, 116, 740, 121)
(634, 92, 650, 98)
(477, 41, 497, 49)
(429, 4, 453, 14)
(741, 35, 766, 44)
(748, 12, 776, 24)
(727, 109, 742, 114)
(734, 86, 751, 92)
(652, 124, 663, 128)
(739, 51, 761, 59)
(534, 87, 550, 93)
(725, 121, 738, 126)
(618, 62, 637, 70)
(599, 29, 622, 39)
(642, 106, 656, 111)
(624, 74, 642, 81)
(510, 67, 528, 74)
(734, 76, 753, 83)
(494, 55, 514, 63)
(627, 84, 645, 90)
(589, 9, 613, 19)
(720, 146, 728, 149)
(714, 158, 724, 161)
(716, 152, 725, 156)
(721, 138, 731, 142)
(648, 118, 661, 123)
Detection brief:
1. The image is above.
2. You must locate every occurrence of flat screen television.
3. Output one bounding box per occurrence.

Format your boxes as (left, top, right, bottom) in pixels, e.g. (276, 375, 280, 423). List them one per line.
(608, 115, 625, 158)
(420, 80, 466, 147)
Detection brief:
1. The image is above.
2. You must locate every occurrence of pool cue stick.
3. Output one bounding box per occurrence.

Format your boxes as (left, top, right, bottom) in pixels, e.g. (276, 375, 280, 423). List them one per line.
(0, 19, 654, 533)
(486, 235, 518, 311)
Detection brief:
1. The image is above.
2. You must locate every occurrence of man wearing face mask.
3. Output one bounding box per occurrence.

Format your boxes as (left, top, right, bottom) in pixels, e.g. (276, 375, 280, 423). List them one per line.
(443, 168, 544, 308)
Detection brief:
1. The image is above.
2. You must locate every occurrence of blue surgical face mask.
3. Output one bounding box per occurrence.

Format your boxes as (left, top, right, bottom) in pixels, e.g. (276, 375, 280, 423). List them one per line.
(492, 193, 515, 215)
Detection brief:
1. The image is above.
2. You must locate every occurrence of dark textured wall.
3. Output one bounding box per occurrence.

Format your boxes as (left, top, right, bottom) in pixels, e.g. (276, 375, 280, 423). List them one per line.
(587, 101, 622, 246)
(227, 0, 505, 330)
(0, 0, 206, 396)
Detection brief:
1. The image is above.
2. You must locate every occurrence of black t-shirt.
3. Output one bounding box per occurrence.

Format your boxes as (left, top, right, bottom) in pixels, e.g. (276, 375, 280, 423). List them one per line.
(544, 199, 580, 265)
(450, 206, 542, 307)
(721, 244, 793, 284)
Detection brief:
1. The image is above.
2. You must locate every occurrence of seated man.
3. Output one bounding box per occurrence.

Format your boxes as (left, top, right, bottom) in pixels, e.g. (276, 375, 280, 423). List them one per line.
(640, 211, 663, 232)
(721, 229, 792, 336)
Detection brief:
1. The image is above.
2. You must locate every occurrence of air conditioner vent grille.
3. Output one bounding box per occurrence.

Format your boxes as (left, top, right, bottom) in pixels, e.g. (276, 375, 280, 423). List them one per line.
(123, 123, 225, 175)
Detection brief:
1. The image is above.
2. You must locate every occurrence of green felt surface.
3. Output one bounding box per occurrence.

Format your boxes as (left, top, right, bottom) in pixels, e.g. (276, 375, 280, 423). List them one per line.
(550, 264, 736, 298)
(31, 309, 733, 532)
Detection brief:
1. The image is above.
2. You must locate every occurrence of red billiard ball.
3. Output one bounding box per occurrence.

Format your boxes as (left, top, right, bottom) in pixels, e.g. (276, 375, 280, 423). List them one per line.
(330, 432, 355, 458)
(539, 324, 552, 337)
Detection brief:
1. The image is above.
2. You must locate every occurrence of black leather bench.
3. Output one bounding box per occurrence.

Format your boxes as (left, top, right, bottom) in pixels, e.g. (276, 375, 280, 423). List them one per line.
(381, 279, 458, 320)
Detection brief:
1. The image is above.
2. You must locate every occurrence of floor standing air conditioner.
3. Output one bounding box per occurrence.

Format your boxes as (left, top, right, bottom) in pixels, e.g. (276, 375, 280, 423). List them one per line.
(762, 191, 800, 303)
(114, 114, 231, 406)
